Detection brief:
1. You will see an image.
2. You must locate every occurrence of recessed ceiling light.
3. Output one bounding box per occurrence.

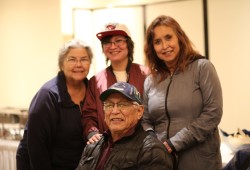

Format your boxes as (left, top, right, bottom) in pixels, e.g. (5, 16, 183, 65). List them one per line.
(107, 3, 114, 8)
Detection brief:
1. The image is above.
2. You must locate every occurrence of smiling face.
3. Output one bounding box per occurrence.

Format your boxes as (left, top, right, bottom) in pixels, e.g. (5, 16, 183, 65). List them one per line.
(62, 48, 90, 83)
(102, 35, 129, 64)
(153, 25, 180, 69)
(104, 93, 143, 140)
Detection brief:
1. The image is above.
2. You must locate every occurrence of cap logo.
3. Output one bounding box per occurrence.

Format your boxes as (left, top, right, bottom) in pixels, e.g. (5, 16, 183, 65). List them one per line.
(105, 23, 118, 31)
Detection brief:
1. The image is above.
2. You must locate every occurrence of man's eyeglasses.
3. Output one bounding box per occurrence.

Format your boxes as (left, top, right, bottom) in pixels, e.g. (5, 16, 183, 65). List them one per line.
(103, 39, 127, 48)
(103, 101, 139, 112)
(66, 57, 90, 65)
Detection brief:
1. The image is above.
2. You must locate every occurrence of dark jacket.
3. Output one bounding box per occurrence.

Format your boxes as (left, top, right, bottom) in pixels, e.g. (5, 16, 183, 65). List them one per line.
(82, 62, 149, 139)
(16, 71, 87, 170)
(76, 124, 173, 170)
(222, 148, 250, 170)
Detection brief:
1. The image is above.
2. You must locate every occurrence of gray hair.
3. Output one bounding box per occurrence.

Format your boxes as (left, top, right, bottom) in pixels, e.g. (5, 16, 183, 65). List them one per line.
(58, 39, 93, 70)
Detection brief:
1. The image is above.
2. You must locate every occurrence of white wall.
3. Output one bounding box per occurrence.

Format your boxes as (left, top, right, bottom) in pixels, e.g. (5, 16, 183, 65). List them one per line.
(0, 0, 62, 108)
(208, 0, 250, 132)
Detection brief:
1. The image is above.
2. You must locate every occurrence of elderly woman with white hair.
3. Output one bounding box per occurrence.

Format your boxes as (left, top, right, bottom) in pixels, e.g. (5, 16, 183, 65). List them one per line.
(16, 39, 93, 170)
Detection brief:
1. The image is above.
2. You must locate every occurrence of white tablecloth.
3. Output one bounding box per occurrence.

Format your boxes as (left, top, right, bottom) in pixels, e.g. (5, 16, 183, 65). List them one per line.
(221, 142, 234, 167)
(0, 139, 19, 170)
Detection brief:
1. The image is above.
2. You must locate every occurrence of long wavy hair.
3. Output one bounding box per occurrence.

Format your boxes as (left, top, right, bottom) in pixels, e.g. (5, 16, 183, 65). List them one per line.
(144, 15, 201, 82)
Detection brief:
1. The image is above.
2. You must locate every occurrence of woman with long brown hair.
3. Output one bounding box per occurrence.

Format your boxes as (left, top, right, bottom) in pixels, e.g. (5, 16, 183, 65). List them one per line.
(142, 15, 223, 170)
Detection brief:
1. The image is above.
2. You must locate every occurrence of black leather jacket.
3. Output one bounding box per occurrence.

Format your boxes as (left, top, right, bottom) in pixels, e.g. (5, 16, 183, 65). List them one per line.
(76, 124, 173, 170)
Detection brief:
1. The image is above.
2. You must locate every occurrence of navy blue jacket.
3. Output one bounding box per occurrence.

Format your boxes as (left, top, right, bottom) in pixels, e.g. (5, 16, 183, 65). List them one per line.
(16, 71, 87, 170)
(223, 148, 250, 170)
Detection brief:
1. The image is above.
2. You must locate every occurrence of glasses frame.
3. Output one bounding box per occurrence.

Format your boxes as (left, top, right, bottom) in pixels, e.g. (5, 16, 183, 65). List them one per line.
(103, 39, 127, 48)
(66, 57, 90, 66)
(103, 101, 139, 112)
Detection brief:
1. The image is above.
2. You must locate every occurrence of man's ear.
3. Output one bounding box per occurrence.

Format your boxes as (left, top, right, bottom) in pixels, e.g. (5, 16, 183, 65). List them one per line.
(136, 105, 144, 119)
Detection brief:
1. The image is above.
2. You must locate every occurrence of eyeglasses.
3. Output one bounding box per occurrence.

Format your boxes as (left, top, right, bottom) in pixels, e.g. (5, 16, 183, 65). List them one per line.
(66, 57, 90, 65)
(103, 101, 139, 112)
(103, 39, 127, 48)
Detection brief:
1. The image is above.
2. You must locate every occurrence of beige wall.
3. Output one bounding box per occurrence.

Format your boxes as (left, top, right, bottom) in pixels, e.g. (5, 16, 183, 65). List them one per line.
(0, 0, 62, 108)
(209, 0, 250, 132)
(0, 0, 249, 132)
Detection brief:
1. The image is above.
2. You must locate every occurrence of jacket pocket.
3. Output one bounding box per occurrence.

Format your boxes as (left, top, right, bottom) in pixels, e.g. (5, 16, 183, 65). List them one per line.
(109, 161, 138, 170)
(76, 156, 95, 170)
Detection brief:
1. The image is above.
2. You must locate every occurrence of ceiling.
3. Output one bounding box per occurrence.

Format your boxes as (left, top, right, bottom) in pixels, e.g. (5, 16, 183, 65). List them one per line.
(70, 0, 180, 9)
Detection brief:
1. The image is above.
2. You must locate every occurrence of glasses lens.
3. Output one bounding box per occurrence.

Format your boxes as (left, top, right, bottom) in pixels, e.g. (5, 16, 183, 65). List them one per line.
(67, 58, 76, 64)
(103, 42, 111, 48)
(103, 39, 126, 48)
(104, 103, 114, 111)
(115, 40, 125, 46)
(67, 57, 90, 65)
(104, 101, 135, 112)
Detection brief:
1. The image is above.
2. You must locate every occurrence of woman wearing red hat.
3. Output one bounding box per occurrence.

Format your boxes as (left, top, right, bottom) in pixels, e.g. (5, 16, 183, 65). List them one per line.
(82, 23, 149, 144)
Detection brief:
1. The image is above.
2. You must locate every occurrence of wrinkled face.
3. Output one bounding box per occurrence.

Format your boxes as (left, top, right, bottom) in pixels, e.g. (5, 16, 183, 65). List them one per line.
(104, 93, 143, 136)
(102, 35, 128, 64)
(153, 25, 180, 68)
(62, 48, 90, 83)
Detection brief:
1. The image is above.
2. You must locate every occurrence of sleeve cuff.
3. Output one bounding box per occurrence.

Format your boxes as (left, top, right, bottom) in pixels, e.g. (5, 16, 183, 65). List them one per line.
(167, 140, 176, 153)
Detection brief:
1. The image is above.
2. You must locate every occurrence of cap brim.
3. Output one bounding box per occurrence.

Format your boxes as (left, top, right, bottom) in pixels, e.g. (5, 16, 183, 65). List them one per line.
(100, 89, 135, 102)
(100, 89, 123, 101)
(96, 30, 128, 40)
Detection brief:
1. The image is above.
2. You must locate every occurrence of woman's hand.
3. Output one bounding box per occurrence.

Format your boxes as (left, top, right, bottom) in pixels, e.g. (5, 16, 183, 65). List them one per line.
(163, 141, 173, 153)
(87, 133, 102, 144)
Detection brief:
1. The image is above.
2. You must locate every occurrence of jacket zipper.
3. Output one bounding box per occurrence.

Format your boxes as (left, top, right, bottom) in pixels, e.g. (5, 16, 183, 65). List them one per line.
(165, 73, 179, 170)
(165, 74, 173, 139)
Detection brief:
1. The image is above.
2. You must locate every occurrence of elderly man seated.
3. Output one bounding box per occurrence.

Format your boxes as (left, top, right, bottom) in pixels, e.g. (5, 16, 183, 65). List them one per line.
(77, 82, 173, 170)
